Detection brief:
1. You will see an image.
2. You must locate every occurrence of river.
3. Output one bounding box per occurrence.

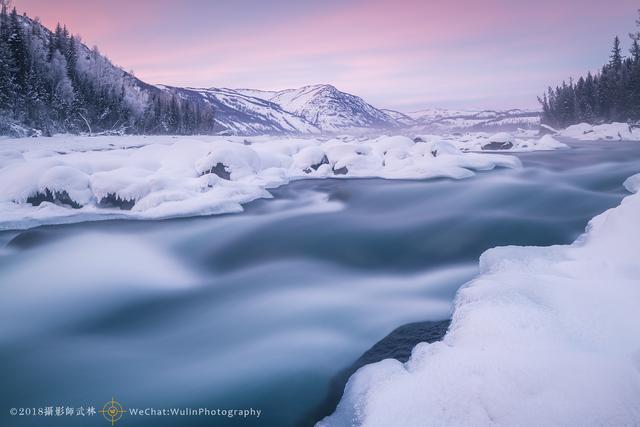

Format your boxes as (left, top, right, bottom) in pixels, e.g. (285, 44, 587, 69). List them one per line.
(0, 140, 638, 427)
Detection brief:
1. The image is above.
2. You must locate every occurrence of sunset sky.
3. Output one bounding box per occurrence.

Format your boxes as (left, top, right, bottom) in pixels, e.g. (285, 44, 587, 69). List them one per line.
(14, 0, 639, 111)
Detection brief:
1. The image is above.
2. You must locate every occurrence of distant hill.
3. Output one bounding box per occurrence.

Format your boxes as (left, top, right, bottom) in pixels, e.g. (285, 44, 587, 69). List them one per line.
(406, 108, 540, 132)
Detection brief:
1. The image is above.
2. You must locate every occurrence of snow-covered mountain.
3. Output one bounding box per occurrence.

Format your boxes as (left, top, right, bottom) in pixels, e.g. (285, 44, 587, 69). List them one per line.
(162, 86, 320, 135)
(408, 108, 540, 132)
(161, 83, 540, 136)
(266, 84, 399, 132)
(166, 84, 399, 135)
(381, 109, 416, 126)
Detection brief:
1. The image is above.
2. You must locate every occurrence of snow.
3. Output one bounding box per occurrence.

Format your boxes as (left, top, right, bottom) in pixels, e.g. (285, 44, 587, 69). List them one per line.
(191, 84, 399, 134)
(560, 122, 640, 141)
(162, 86, 321, 136)
(267, 84, 398, 132)
(407, 108, 541, 132)
(0, 134, 526, 230)
(407, 108, 480, 120)
(319, 172, 640, 427)
(414, 132, 568, 152)
(153, 86, 543, 136)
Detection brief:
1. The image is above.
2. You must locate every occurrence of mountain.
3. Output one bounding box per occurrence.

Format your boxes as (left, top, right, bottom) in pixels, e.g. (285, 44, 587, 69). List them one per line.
(408, 108, 540, 132)
(381, 109, 416, 126)
(161, 86, 320, 135)
(183, 84, 400, 135)
(0, 7, 539, 138)
(267, 84, 398, 132)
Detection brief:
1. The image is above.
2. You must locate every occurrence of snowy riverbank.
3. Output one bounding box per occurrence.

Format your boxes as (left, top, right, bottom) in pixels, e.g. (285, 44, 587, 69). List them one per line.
(320, 171, 640, 426)
(0, 133, 539, 230)
(559, 122, 640, 141)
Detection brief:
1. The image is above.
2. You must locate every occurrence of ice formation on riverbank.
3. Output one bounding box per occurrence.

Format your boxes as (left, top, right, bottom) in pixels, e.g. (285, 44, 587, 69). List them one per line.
(0, 134, 529, 229)
(319, 172, 640, 427)
(560, 122, 640, 141)
(416, 132, 567, 152)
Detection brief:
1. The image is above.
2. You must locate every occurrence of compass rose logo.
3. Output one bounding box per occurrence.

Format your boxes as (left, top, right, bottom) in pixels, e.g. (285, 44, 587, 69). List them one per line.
(99, 397, 126, 425)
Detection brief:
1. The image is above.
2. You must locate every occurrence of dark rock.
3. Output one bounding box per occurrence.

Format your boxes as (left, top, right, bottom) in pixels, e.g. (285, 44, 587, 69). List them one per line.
(431, 149, 438, 157)
(302, 320, 450, 426)
(481, 141, 513, 150)
(98, 193, 136, 210)
(332, 165, 348, 175)
(413, 137, 425, 143)
(202, 162, 231, 180)
(26, 189, 81, 209)
(304, 155, 330, 173)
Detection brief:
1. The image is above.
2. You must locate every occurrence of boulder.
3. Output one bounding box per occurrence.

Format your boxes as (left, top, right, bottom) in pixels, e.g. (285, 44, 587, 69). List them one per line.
(481, 141, 513, 150)
(332, 166, 348, 175)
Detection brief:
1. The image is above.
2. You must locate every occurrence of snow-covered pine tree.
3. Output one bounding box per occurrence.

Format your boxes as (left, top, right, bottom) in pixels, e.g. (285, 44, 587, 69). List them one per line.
(0, 6, 216, 136)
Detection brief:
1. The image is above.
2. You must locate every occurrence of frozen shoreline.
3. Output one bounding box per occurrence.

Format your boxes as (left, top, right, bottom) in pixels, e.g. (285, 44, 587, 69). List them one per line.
(0, 133, 539, 230)
(559, 122, 640, 141)
(319, 172, 640, 426)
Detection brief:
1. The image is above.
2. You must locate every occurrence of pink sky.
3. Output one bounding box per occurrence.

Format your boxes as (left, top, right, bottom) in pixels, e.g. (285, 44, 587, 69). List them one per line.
(14, 0, 640, 111)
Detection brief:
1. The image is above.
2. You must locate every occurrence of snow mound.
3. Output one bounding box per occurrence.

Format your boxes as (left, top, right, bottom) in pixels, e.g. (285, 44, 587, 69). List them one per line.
(414, 133, 568, 152)
(0, 134, 521, 230)
(319, 173, 640, 427)
(560, 122, 640, 141)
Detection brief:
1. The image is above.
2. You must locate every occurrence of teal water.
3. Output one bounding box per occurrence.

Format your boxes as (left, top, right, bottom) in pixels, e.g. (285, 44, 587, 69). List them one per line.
(0, 141, 638, 427)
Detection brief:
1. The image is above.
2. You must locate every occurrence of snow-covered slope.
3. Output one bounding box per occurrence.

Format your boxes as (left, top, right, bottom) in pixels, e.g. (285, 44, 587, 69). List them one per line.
(160, 83, 541, 137)
(559, 122, 640, 141)
(409, 108, 541, 132)
(320, 173, 640, 427)
(267, 84, 399, 132)
(172, 84, 400, 135)
(161, 86, 320, 136)
(381, 109, 416, 126)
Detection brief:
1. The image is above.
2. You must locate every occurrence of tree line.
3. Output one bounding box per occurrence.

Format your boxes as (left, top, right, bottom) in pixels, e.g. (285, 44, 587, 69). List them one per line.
(0, 3, 215, 136)
(539, 11, 640, 128)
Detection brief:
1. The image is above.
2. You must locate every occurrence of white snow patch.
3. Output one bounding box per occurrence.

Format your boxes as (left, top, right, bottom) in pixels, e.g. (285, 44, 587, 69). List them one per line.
(414, 132, 568, 152)
(0, 134, 526, 230)
(560, 122, 640, 141)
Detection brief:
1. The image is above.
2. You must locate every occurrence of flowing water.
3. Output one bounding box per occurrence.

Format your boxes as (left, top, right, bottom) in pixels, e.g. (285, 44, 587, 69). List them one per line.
(0, 141, 639, 427)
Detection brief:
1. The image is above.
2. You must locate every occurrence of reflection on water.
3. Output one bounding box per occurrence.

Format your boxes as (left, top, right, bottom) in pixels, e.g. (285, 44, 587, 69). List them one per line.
(0, 141, 639, 427)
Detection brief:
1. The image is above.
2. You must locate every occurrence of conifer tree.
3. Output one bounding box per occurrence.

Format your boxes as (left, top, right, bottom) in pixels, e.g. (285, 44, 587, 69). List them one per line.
(1, 6, 216, 136)
(609, 36, 623, 70)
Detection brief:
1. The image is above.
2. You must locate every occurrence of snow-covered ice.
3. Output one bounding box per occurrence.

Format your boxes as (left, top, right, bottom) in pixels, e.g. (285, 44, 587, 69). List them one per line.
(415, 132, 568, 152)
(560, 122, 640, 141)
(319, 172, 640, 427)
(0, 134, 532, 230)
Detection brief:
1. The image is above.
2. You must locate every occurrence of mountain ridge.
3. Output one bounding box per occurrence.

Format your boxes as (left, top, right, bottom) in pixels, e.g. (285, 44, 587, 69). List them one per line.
(0, 8, 539, 137)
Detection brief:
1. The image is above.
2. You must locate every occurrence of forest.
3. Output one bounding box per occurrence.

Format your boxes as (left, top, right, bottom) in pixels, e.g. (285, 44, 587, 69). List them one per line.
(539, 11, 640, 128)
(0, 3, 215, 137)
